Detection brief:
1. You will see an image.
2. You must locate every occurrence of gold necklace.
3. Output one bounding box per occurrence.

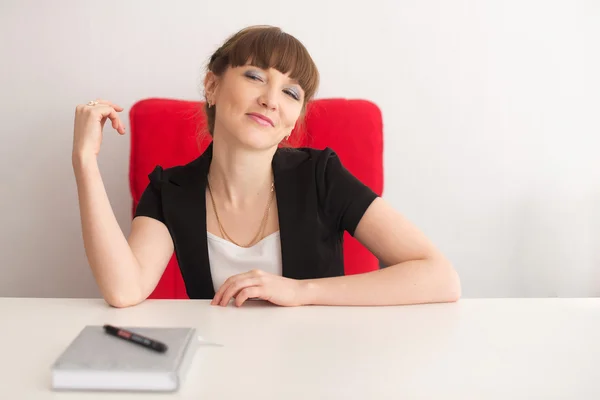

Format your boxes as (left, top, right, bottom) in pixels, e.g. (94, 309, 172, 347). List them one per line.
(207, 176, 275, 248)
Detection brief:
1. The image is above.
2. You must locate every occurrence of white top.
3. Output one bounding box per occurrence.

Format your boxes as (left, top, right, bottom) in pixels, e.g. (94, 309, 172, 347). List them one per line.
(207, 231, 283, 291)
(1, 297, 600, 399)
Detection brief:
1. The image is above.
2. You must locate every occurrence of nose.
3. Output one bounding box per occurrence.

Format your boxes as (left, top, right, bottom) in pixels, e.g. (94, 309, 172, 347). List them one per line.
(258, 87, 278, 111)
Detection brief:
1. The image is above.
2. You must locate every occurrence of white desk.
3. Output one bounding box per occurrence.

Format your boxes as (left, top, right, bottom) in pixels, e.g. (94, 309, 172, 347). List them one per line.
(0, 297, 598, 399)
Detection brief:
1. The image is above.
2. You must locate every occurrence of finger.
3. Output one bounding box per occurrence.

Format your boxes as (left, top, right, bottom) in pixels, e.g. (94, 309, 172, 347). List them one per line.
(92, 105, 125, 134)
(117, 120, 126, 134)
(212, 270, 260, 305)
(93, 99, 124, 111)
(235, 287, 262, 307)
(211, 276, 236, 305)
(216, 278, 249, 307)
(107, 110, 126, 134)
(219, 278, 261, 307)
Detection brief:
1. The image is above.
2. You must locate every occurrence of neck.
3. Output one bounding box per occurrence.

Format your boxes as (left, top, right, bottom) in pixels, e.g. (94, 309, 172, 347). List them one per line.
(207, 134, 276, 208)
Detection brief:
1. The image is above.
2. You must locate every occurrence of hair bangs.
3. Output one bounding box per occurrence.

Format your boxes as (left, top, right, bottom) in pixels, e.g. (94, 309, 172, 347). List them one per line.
(226, 27, 319, 100)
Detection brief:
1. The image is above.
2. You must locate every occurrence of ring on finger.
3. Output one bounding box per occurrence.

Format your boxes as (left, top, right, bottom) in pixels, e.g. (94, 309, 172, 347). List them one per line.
(86, 100, 99, 106)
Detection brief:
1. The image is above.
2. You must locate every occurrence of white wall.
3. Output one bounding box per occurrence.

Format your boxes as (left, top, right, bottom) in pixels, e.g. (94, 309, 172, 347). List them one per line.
(1, 0, 598, 299)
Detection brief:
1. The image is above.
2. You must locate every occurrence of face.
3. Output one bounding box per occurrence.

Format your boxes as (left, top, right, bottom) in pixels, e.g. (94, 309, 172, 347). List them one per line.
(205, 64, 305, 150)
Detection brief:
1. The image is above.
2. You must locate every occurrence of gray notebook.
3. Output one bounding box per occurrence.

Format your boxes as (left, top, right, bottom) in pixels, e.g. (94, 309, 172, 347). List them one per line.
(51, 325, 198, 392)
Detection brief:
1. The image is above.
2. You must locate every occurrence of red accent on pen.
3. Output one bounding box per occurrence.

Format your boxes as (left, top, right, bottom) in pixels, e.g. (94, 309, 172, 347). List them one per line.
(103, 324, 168, 353)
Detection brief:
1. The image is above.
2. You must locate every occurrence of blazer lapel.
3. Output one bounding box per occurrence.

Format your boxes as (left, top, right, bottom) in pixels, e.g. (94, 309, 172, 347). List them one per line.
(272, 149, 320, 280)
(162, 143, 215, 299)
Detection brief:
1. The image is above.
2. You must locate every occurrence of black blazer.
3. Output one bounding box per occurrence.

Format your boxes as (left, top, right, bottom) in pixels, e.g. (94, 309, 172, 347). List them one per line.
(134, 142, 379, 299)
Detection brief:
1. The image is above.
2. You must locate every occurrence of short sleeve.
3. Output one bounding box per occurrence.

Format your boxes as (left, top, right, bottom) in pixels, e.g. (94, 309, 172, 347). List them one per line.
(317, 149, 379, 236)
(134, 165, 166, 223)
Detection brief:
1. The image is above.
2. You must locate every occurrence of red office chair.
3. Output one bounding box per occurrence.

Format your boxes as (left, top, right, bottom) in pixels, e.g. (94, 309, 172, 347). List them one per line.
(128, 98, 384, 299)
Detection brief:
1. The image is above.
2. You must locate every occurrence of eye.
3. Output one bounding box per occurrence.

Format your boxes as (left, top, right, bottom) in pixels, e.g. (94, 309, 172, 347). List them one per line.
(284, 89, 300, 101)
(245, 71, 263, 82)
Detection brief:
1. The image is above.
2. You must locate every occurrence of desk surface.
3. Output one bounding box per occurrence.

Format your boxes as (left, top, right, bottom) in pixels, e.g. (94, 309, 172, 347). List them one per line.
(0, 297, 598, 399)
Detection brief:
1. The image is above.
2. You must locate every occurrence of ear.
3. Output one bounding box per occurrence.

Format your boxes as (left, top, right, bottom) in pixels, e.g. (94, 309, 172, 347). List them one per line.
(204, 71, 220, 103)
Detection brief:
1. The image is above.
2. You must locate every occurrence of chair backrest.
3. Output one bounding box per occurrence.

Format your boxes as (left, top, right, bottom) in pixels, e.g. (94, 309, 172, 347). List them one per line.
(128, 98, 384, 299)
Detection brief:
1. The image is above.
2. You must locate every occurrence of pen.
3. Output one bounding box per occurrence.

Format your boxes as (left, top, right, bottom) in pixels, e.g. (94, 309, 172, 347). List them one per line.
(103, 324, 168, 353)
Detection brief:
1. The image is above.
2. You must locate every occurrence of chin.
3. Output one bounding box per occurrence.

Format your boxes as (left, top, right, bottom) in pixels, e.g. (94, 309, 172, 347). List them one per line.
(234, 128, 280, 151)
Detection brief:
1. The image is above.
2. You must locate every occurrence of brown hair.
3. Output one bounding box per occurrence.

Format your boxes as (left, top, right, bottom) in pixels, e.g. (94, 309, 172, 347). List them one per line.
(201, 25, 320, 145)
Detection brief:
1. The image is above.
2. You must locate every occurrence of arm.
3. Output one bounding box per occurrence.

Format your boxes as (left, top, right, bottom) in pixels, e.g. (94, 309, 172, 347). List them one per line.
(301, 197, 461, 306)
(73, 156, 174, 308)
(213, 197, 461, 308)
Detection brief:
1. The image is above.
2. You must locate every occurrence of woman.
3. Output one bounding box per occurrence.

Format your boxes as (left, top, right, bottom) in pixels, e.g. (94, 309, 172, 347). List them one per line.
(72, 25, 461, 308)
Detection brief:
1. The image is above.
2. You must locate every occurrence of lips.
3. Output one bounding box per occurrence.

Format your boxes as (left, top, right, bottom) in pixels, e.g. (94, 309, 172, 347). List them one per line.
(247, 113, 274, 127)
